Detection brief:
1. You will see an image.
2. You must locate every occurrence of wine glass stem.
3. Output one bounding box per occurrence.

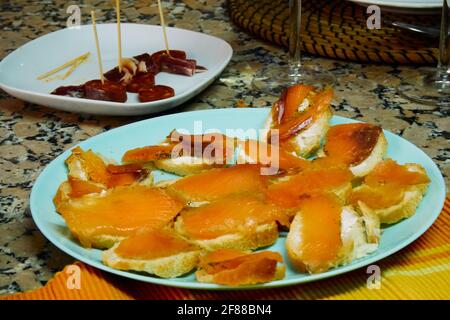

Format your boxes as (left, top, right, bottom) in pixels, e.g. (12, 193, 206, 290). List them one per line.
(289, 0, 302, 78)
(438, 0, 450, 80)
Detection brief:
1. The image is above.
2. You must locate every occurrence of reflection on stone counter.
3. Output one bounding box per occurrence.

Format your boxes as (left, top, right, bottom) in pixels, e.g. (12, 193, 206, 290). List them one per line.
(0, 0, 448, 296)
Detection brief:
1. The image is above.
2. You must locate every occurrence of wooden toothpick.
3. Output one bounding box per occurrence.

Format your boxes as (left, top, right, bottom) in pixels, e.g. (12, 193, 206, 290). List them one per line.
(116, 0, 123, 72)
(157, 0, 170, 55)
(36, 52, 90, 80)
(91, 11, 105, 84)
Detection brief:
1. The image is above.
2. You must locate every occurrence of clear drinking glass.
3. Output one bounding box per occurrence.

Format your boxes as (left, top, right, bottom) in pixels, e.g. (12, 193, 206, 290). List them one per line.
(398, 0, 450, 106)
(252, 0, 335, 95)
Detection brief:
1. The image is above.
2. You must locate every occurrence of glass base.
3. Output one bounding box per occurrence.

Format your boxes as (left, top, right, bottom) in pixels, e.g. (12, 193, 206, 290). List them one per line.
(252, 65, 336, 96)
(398, 69, 450, 107)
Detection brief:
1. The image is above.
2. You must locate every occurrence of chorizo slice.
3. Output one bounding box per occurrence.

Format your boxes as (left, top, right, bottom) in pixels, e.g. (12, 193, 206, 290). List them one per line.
(126, 73, 155, 93)
(84, 79, 127, 102)
(138, 85, 175, 102)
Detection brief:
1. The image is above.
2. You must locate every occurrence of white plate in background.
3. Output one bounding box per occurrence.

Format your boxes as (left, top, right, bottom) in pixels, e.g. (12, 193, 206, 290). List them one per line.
(0, 24, 233, 116)
(349, 0, 442, 14)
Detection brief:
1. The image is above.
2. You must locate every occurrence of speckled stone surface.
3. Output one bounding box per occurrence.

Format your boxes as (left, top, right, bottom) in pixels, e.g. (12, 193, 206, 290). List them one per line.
(0, 0, 448, 296)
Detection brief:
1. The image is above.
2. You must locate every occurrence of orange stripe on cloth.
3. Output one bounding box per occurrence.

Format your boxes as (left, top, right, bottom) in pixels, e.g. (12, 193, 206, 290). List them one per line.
(2, 197, 450, 300)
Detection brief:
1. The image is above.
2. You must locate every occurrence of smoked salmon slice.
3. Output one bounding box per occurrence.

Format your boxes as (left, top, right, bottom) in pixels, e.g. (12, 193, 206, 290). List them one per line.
(365, 159, 430, 186)
(323, 123, 383, 166)
(237, 139, 309, 172)
(271, 84, 316, 125)
(286, 193, 342, 273)
(349, 159, 430, 209)
(58, 185, 183, 248)
(349, 184, 406, 209)
(269, 86, 333, 142)
(167, 164, 268, 203)
(266, 165, 353, 209)
(113, 228, 198, 260)
(122, 130, 236, 165)
(175, 194, 289, 240)
(63, 147, 148, 195)
(196, 249, 285, 285)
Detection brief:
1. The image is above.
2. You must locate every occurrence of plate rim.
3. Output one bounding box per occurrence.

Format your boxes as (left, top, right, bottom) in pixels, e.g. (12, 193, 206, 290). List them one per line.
(29, 108, 447, 290)
(0, 23, 233, 115)
(348, 0, 442, 8)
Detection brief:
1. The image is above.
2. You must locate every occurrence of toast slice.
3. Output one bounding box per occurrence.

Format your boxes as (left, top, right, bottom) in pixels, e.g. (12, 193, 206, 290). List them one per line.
(54, 147, 152, 208)
(103, 228, 201, 278)
(195, 249, 285, 285)
(174, 194, 289, 251)
(320, 123, 388, 177)
(266, 165, 353, 210)
(264, 85, 333, 158)
(286, 194, 377, 273)
(122, 130, 236, 176)
(349, 160, 430, 224)
(166, 164, 268, 205)
(58, 185, 183, 249)
(236, 139, 310, 173)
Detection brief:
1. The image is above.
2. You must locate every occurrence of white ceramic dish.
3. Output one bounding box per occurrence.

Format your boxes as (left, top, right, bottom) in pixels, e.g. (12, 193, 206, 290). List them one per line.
(349, 0, 441, 14)
(0, 24, 233, 116)
(30, 108, 446, 290)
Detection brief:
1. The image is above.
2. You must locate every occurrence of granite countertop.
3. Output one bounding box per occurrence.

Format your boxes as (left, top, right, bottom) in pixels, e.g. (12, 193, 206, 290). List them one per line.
(0, 0, 448, 296)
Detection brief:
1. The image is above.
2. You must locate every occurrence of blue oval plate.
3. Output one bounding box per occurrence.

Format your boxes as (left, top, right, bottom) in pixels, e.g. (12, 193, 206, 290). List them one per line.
(30, 108, 446, 290)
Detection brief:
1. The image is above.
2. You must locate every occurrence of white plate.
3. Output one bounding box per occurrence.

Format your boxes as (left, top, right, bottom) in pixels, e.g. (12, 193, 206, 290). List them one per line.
(349, 0, 441, 8)
(0, 24, 233, 116)
(349, 0, 442, 14)
(30, 108, 446, 290)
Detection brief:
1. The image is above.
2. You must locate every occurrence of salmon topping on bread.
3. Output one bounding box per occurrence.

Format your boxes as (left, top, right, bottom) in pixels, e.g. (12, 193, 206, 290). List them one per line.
(323, 123, 383, 166)
(269, 86, 333, 143)
(350, 159, 430, 209)
(196, 249, 285, 285)
(103, 228, 201, 278)
(365, 159, 430, 186)
(237, 139, 310, 172)
(122, 130, 236, 165)
(58, 185, 183, 248)
(349, 159, 430, 223)
(175, 194, 289, 240)
(266, 165, 353, 209)
(113, 229, 198, 260)
(286, 193, 342, 273)
(54, 147, 149, 208)
(167, 164, 268, 203)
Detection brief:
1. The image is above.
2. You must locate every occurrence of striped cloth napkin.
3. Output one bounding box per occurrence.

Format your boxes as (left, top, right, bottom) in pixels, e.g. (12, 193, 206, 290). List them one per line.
(3, 197, 449, 300)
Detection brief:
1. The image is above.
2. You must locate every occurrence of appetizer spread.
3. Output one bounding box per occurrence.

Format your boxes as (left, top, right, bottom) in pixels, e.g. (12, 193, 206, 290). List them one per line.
(53, 84, 430, 286)
(50, 50, 205, 103)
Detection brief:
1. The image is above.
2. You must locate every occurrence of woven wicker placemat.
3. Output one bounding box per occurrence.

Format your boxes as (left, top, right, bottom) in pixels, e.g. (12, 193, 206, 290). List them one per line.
(228, 0, 439, 65)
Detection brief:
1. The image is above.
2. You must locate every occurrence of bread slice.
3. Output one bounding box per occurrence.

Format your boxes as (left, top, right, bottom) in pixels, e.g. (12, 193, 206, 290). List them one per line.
(174, 219, 279, 251)
(350, 162, 429, 224)
(55, 147, 153, 208)
(317, 123, 388, 177)
(349, 133, 387, 177)
(122, 131, 236, 176)
(264, 107, 332, 158)
(103, 249, 200, 278)
(58, 185, 183, 249)
(354, 184, 428, 224)
(286, 204, 377, 274)
(173, 193, 287, 251)
(102, 228, 202, 278)
(265, 166, 353, 210)
(339, 206, 378, 265)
